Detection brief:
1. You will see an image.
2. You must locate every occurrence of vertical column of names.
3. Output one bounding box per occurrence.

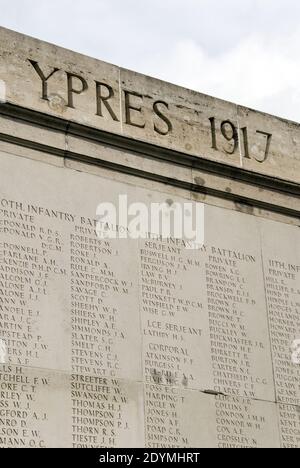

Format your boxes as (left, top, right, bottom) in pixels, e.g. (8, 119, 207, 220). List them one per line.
(205, 246, 269, 398)
(264, 259, 300, 405)
(140, 237, 211, 447)
(69, 215, 142, 447)
(0, 199, 68, 369)
(261, 220, 300, 409)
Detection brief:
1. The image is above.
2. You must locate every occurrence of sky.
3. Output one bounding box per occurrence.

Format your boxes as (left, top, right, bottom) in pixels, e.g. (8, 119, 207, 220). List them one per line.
(0, 0, 300, 122)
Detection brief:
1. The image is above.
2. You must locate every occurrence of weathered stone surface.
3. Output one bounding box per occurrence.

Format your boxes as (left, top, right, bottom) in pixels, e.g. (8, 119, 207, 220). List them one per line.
(140, 204, 276, 401)
(0, 151, 277, 399)
(144, 385, 280, 448)
(0, 26, 299, 449)
(0, 365, 144, 448)
(0, 146, 293, 448)
(0, 365, 70, 448)
(277, 403, 300, 448)
(0, 26, 300, 184)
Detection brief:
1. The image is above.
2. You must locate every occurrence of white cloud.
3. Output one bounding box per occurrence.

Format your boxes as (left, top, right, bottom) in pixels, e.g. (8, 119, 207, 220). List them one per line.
(138, 31, 300, 122)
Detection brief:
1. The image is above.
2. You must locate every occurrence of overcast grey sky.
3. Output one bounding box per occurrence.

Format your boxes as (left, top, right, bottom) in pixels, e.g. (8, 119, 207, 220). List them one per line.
(0, 0, 300, 121)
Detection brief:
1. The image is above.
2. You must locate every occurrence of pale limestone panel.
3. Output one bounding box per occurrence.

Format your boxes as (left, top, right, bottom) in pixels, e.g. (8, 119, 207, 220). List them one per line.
(0, 149, 278, 401)
(0, 365, 144, 448)
(0, 27, 122, 136)
(0, 151, 142, 381)
(260, 219, 300, 406)
(192, 167, 300, 214)
(145, 384, 280, 448)
(0, 364, 70, 448)
(119, 68, 240, 167)
(0, 26, 299, 183)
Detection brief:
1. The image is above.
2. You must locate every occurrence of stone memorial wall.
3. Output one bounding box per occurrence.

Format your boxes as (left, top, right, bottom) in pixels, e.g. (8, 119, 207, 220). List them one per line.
(0, 26, 299, 448)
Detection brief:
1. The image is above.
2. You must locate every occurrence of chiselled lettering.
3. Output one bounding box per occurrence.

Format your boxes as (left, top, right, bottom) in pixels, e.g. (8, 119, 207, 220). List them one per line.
(28, 60, 60, 100)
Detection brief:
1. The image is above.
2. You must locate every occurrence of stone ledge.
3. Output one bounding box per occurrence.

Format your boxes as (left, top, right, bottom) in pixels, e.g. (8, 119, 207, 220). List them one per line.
(0, 103, 299, 222)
